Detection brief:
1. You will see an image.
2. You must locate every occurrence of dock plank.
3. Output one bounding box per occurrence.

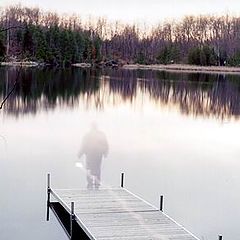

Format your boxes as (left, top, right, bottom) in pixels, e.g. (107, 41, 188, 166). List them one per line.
(51, 188, 199, 240)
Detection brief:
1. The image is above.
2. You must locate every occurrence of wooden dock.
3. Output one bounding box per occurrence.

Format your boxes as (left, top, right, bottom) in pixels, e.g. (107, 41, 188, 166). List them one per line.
(47, 174, 200, 240)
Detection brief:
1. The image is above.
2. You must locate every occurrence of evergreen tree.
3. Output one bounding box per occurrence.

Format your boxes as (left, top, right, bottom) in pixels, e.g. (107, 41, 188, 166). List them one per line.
(188, 46, 216, 66)
(0, 32, 5, 60)
(0, 40, 5, 59)
(23, 26, 34, 56)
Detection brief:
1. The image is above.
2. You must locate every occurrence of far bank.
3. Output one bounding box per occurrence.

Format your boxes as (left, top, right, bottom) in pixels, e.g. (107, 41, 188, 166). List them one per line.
(2, 61, 240, 75)
(122, 64, 240, 75)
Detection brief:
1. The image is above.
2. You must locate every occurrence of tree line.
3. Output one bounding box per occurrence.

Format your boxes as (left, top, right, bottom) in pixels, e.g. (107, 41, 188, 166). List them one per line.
(1, 5, 240, 66)
(0, 6, 101, 66)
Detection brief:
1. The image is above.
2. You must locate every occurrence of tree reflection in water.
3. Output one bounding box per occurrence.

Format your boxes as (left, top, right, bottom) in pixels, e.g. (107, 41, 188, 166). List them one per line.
(0, 67, 240, 120)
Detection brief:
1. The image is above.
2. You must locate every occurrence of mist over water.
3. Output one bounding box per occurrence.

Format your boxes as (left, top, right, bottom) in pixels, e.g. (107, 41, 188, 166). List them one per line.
(0, 67, 239, 240)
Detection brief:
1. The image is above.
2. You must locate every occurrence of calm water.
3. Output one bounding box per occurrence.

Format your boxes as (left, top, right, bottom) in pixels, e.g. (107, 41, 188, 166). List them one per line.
(0, 67, 240, 240)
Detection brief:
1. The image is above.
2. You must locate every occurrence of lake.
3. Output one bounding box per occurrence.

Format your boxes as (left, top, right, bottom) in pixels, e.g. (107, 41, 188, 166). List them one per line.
(0, 67, 239, 240)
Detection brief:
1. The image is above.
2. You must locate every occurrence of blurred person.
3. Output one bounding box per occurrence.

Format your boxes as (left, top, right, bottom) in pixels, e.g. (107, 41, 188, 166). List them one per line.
(78, 123, 108, 189)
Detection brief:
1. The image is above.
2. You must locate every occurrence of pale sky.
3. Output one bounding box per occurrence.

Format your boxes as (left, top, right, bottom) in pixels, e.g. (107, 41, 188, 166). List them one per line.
(1, 0, 240, 23)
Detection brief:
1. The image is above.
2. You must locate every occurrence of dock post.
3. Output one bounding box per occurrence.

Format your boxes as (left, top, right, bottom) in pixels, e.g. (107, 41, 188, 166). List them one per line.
(121, 172, 125, 188)
(70, 202, 75, 239)
(219, 235, 223, 240)
(46, 173, 51, 221)
(159, 195, 164, 212)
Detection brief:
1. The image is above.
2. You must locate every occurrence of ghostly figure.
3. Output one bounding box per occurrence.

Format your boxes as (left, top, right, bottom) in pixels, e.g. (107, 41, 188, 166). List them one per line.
(78, 123, 109, 189)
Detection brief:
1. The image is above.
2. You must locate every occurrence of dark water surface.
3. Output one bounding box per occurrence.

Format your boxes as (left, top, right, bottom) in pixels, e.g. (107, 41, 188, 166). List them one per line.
(0, 67, 239, 240)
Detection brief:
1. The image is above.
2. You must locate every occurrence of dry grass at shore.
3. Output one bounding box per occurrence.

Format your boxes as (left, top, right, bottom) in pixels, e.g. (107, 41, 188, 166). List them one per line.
(0, 61, 39, 67)
(123, 64, 240, 74)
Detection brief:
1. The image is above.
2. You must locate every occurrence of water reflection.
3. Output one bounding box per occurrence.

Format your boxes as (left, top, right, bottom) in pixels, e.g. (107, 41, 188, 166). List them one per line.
(0, 67, 240, 120)
(0, 67, 240, 240)
(78, 123, 109, 189)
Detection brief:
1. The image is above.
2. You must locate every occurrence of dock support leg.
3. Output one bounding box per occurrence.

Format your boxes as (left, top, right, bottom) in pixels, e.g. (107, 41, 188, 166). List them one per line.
(121, 172, 125, 188)
(159, 195, 164, 212)
(70, 202, 75, 239)
(46, 173, 51, 221)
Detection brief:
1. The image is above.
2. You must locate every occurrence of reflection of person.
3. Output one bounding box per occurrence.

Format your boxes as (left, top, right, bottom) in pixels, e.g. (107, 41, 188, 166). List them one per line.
(78, 123, 109, 189)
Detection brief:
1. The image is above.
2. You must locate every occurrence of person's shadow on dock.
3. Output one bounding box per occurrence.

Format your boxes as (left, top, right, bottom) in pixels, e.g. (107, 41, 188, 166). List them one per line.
(78, 123, 109, 189)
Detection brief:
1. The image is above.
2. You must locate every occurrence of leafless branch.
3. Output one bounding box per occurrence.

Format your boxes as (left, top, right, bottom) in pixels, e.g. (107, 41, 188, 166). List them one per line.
(0, 26, 24, 33)
(0, 67, 22, 110)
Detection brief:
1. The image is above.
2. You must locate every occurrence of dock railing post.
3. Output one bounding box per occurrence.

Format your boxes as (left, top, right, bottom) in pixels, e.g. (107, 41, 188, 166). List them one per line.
(70, 202, 75, 239)
(159, 195, 164, 212)
(219, 235, 223, 240)
(121, 172, 125, 188)
(46, 173, 51, 221)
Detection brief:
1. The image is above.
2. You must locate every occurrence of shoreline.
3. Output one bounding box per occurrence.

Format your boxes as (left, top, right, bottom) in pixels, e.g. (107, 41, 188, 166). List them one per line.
(0, 61, 40, 67)
(2, 61, 240, 75)
(122, 64, 240, 74)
